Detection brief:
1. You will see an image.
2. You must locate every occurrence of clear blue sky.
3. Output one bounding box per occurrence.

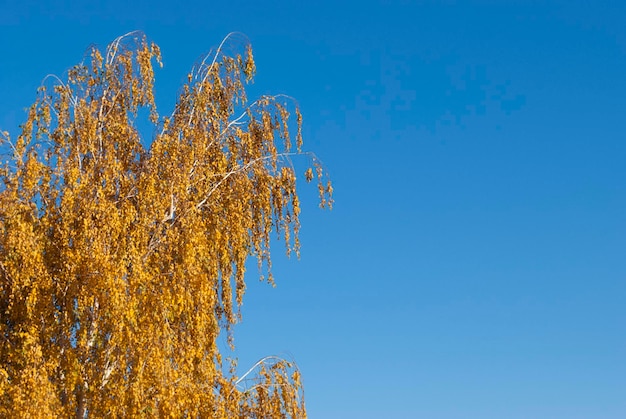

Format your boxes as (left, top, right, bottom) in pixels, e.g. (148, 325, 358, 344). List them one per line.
(2, 1, 626, 417)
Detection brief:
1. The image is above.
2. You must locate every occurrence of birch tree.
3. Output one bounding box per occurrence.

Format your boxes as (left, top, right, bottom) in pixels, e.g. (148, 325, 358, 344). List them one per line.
(0, 31, 331, 418)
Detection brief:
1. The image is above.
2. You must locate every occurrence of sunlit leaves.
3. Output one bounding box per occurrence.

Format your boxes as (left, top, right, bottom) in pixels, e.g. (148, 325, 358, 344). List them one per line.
(0, 31, 330, 417)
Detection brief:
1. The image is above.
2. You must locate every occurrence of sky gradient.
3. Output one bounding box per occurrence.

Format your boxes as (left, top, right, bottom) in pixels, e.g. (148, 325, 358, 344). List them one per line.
(1, 1, 625, 417)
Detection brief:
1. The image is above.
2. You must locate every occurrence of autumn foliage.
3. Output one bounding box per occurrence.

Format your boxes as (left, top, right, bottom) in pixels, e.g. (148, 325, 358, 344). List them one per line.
(0, 32, 331, 417)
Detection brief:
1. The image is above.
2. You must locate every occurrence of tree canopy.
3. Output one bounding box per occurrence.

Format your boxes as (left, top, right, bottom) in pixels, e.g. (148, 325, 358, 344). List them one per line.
(0, 31, 331, 417)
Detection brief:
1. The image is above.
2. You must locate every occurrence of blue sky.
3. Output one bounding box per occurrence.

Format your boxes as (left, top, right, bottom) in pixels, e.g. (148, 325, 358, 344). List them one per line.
(2, 1, 626, 417)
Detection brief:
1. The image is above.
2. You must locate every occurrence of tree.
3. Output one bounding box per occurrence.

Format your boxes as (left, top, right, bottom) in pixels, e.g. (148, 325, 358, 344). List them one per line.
(0, 31, 331, 417)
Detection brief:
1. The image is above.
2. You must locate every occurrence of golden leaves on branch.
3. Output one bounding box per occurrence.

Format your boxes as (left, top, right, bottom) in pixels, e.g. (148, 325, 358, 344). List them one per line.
(0, 31, 328, 417)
